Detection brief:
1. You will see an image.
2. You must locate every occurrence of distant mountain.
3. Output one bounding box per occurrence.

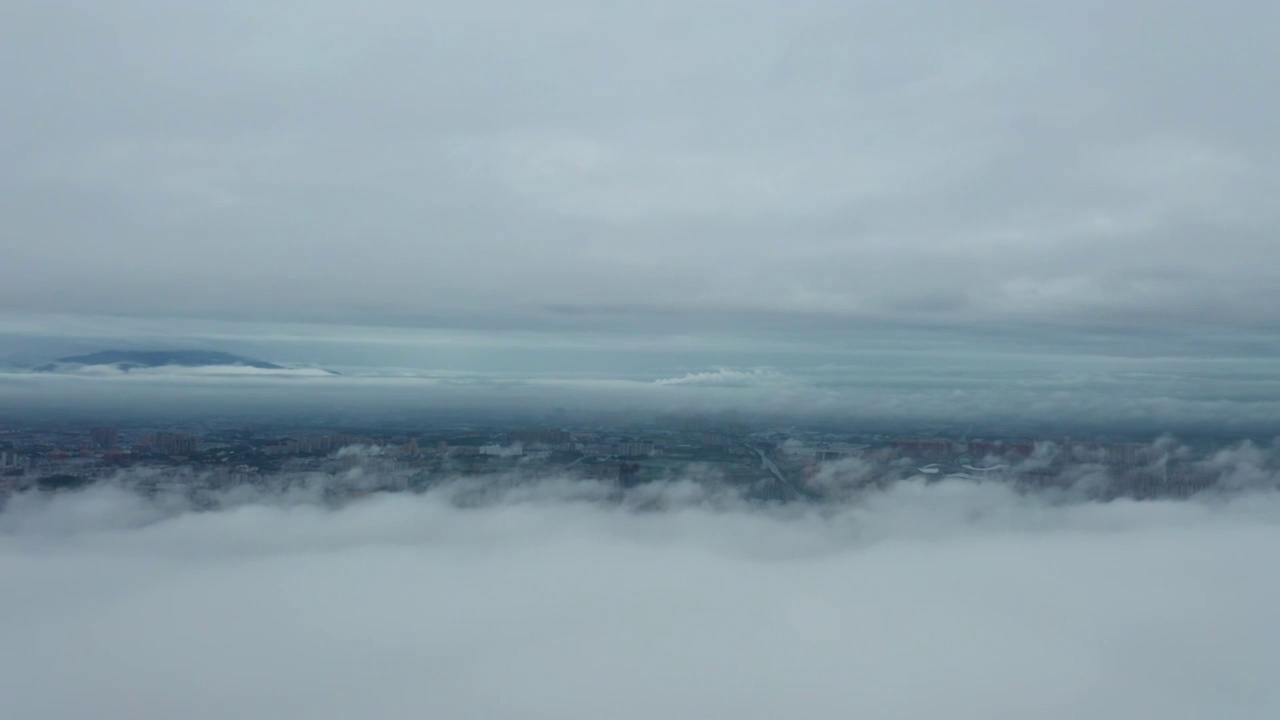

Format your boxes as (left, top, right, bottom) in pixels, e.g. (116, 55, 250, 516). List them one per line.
(37, 350, 285, 372)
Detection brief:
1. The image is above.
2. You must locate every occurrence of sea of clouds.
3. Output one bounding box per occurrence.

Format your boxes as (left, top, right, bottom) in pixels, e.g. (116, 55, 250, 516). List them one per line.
(2, 473, 1279, 719)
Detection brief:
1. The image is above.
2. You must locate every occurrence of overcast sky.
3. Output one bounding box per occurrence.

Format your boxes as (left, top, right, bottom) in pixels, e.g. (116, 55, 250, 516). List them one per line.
(4, 1, 1279, 330)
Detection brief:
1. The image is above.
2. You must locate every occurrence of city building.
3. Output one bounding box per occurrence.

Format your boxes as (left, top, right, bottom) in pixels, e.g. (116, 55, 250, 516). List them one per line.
(90, 427, 119, 449)
(138, 432, 198, 456)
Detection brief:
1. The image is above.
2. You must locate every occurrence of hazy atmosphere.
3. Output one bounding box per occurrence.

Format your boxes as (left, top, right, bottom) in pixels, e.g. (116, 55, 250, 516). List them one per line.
(5, 1, 1280, 430)
(3, 2, 1279, 718)
(4, 476, 1280, 719)
(4, 1, 1280, 327)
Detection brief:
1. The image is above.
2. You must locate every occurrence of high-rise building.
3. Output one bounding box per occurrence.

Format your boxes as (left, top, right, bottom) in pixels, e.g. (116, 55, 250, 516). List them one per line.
(615, 441, 655, 457)
(0, 452, 27, 472)
(140, 432, 197, 456)
(90, 427, 119, 449)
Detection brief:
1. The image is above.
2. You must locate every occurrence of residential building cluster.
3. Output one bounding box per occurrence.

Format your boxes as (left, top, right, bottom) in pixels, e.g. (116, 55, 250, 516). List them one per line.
(0, 418, 1257, 503)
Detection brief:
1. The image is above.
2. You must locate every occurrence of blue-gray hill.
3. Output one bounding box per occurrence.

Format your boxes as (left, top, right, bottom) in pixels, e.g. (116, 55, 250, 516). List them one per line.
(40, 350, 285, 371)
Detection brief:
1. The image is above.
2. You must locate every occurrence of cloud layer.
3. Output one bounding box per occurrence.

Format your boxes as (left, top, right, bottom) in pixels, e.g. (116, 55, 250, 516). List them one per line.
(3, 1, 1280, 327)
(3, 476, 1280, 719)
(6, 359, 1280, 435)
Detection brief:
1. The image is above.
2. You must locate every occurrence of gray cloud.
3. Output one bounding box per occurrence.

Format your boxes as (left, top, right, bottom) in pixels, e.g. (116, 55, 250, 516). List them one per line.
(3, 1, 1279, 328)
(3, 472, 1280, 718)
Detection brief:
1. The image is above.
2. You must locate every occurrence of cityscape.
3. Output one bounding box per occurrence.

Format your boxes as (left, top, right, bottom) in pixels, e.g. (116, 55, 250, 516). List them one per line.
(2, 413, 1254, 506)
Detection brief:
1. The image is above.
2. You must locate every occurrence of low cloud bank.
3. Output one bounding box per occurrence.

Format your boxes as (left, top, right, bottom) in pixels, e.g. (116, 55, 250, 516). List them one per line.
(653, 367, 788, 387)
(793, 437, 1280, 501)
(2, 473, 1279, 719)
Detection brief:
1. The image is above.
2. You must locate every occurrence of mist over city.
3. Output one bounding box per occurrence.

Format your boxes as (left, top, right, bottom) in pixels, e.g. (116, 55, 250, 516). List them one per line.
(4, 1, 1280, 718)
